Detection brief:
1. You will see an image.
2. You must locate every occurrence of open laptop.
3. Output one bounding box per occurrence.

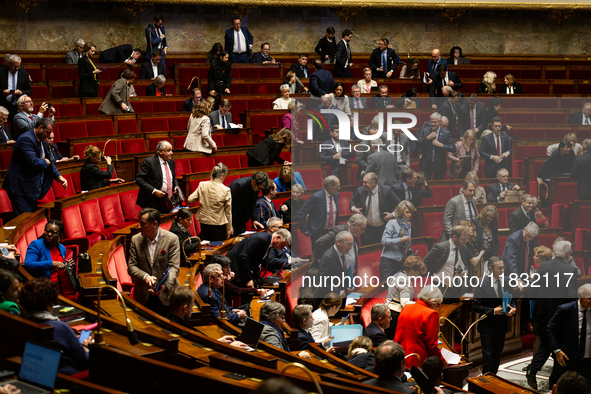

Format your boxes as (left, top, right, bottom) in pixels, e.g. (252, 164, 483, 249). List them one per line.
(457, 57, 471, 65)
(238, 318, 265, 351)
(0, 342, 62, 394)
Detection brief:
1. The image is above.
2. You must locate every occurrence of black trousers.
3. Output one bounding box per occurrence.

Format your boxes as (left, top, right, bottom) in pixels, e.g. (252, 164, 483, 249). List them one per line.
(361, 224, 386, 247)
(200, 223, 227, 242)
(145, 294, 169, 317)
(379, 256, 403, 284)
(423, 161, 445, 180)
(550, 357, 591, 393)
(479, 325, 506, 374)
(247, 155, 264, 168)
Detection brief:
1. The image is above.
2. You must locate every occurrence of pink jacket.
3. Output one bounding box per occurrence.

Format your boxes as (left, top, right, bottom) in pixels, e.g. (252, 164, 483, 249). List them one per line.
(447, 141, 479, 179)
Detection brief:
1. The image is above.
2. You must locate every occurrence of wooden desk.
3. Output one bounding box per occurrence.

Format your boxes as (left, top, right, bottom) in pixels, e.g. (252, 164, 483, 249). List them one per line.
(468, 373, 543, 394)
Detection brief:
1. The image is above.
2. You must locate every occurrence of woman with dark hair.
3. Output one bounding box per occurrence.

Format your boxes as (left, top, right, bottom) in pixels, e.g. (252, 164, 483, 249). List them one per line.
(395, 87, 421, 109)
(330, 82, 351, 116)
(98, 69, 135, 114)
(80, 145, 124, 191)
(187, 163, 232, 241)
(537, 139, 576, 183)
(315, 26, 337, 63)
(0, 269, 20, 315)
(185, 101, 216, 153)
(472, 205, 500, 269)
(78, 42, 101, 97)
(20, 278, 89, 375)
(447, 46, 464, 65)
(410, 172, 433, 208)
(310, 292, 342, 345)
(459, 219, 486, 278)
(24, 220, 68, 283)
(206, 43, 223, 64)
(246, 128, 292, 167)
(207, 50, 232, 97)
(169, 208, 200, 267)
(499, 74, 525, 95)
(399, 58, 420, 79)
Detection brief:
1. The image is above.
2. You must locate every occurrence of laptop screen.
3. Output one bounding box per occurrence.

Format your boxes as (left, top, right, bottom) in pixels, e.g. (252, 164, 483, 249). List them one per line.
(19, 342, 61, 390)
(239, 318, 264, 349)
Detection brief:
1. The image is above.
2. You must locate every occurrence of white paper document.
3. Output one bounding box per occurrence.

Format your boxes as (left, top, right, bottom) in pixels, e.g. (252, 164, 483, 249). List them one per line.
(440, 347, 461, 365)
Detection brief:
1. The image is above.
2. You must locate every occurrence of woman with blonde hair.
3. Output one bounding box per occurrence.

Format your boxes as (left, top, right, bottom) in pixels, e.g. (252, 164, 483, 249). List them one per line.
(187, 162, 232, 240)
(380, 200, 415, 283)
(272, 84, 292, 110)
(80, 145, 124, 191)
(78, 42, 101, 98)
(448, 129, 480, 179)
(347, 336, 375, 369)
(246, 128, 292, 167)
(274, 165, 306, 192)
(185, 101, 216, 154)
(464, 171, 486, 203)
(472, 205, 500, 269)
(356, 68, 377, 93)
(478, 71, 497, 94)
(499, 73, 524, 95)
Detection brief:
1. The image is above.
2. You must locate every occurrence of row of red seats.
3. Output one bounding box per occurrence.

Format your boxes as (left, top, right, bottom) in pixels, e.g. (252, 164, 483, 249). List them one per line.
(177, 66, 282, 86)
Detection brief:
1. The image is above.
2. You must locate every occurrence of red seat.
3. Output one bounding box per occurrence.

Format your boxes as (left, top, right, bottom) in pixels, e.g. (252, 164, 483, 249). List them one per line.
(223, 134, 249, 146)
(168, 117, 189, 131)
(212, 134, 224, 146)
(107, 245, 134, 292)
(119, 139, 147, 154)
(117, 118, 139, 134)
(216, 154, 241, 169)
(61, 205, 101, 253)
(0, 189, 13, 223)
(360, 291, 387, 327)
(422, 186, 452, 206)
(149, 137, 168, 151)
(357, 249, 382, 281)
(86, 120, 114, 137)
(57, 104, 82, 117)
(153, 101, 176, 113)
(190, 157, 215, 173)
(173, 135, 186, 149)
(58, 122, 88, 140)
(284, 264, 309, 327)
(298, 169, 323, 189)
(0, 151, 12, 170)
(131, 102, 154, 114)
(79, 200, 119, 240)
(498, 209, 509, 229)
(292, 229, 312, 257)
(37, 188, 55, 204)
(98, 194, 136, 229)
(119, 189, 142, 221)
(52, 174, 76, 199)
(142, 118, 169, 132)
(422, 212, 444, 238)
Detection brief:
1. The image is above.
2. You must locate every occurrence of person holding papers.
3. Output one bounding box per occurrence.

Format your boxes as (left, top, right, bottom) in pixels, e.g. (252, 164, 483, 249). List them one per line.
(310, 292, 342, 346)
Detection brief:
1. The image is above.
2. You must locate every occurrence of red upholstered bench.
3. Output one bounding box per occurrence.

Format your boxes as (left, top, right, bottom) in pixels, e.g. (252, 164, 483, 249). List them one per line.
(422, 186, 452, 207)
(422, 212, 444, 239)
(98, 194, 137, 229)
(190, 157, 216, 172)
(284, 264, 309, 327)
(61, 205, 102, 253)
(292, 229, 312, 258)
(0, 150, 12, 170)
(52, 174, 76, 199)
(119, 189, 142, 221)
(107, 245, 134, 293)
(119, 139, 147, 154)
(298, 168, 323, 190)
(79, 200, 119, 240)
(360, 290, 387, 327)
(357, 249, 382, 281)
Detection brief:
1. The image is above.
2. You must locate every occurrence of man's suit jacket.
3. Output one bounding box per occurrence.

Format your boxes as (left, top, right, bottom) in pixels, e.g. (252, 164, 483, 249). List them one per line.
(289, 63, 310, 79)
(508, 207, 535, 235)
(390, 133, 411, 168)
(571, 151, 591, 197)
(135, 154, 179, 210)
(501, 229, 537, 276)
(229, 176, 261, 235)
(314, 223, 359, 260)
(535, 257, 579, 300)
(139, 60, 166, 80)
(368, 48, 401, 76)
(372, 95, 394, 109)
(390, 181, 412, 204)
(226, 231, 273, 285)
(416, 127, 455, 172)
(350, 184, 399, 219)
(426, 58, 449, 79)
(252, 196, 281, 227)
(442, 194, 477, 239)
(364, 376, 414, 394)
(0, 66, 32, 103)
(2, 129, 60, 202)
(363, 322, 388, 347)
(127, 228, 180, 305)
(486, 182, 516, 203)
(65, 49, 82, 64)
(317, 244, 358, 297)
(423, 240, 473, 275)
(98, 44, 133, 63)
(547, 300, 584, 360)
(318, 139, 355, 169)
(224, 27, 253, 58)
(429, 71, 463, 100)
(98, 78, 134, 115)
(366, 150, 398, 186)
(480, 132, 511, 175)
(12, 112, 40, 139)
(209, 110, 233, 128)
(458, 101, 486, 135)
(569, 111, 590, 125)
(298, 189, 339, 239)
(309, 69, 336, 97)
(182, 98, 200, 112)
(349, 96, 368, 110)
(473, 275, 515, 331)
(145, 24, 167, 59)
(437, 99, 460, 136)
(334, 40, 352, 76)
(197, 284, 241, 325)
(0, 125, 12, 143)
(251, 52, 274, 63)
(297, 328, 315, 351)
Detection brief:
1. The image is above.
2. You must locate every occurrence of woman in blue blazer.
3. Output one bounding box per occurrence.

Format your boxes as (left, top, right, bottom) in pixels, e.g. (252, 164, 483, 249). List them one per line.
(24, 219, 67, 281)
(380, 201, 415, 283)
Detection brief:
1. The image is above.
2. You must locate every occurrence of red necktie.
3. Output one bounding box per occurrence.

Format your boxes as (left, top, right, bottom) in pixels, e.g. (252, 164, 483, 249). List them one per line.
(29, 115, 34, 121)
(328, 195, 334, 229)
(496, 135, 501, 157)
(165, 162, 173, 198)
(356, 98, 361, 109)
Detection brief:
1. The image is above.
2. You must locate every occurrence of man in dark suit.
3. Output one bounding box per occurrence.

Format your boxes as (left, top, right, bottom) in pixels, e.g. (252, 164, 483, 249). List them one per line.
(224, 17, 253, 63)
(314, 214, 367, 260)
(487, 168, 520, 202)
(473, 257, 517, 374)
(372, 85, 395, 109)
(316, 231, 356, 299)
(309, 59, 336, 97)
(569, 102, 591, 125)
(251, 43, 276, 64)
(368, 38, 401, 79)
(0, 106, 14, 143)
(252, 182, 280, 228)
(226, 229, 291, 288)
(334, 29, 353, 78)
(318, 124, 355, 180)
(289, 54, 310, 79)
(422, 357, 454, 394)
(65, 38, 85, 64)
(145, 15, 168, 68)
(501, 222, 538, 276)
(364, 304, 391, 347)
(429, 64, 463, 105)
(508, 193, 536, 234)
(349, 85, 368, 109)
(416, 112, 455, 180)
(182, 88, 203, 112)
(299, 175, 340, 251)
(363, 341, 414, 393)
(135, 141, 180, 213)
(293, 304, 317, 351)
(350, 172, 400, 246)
(436, 91, 461, 137)
(390, 128, 411, 179)
(366, 139, 398, 186)
(390, 168, 416, 204)
(197, 262, 247, 324)
(0, 55, 32, 118)
(98, 44, 140, 65)
(547, 283, 591, 392)
(229, 172, 269, 235)
(571, 139, 591, 200)
(425, 49, 448, 85)
(140, 50, 166, 80)
(480, 116, 512, 178)
(313, 95, 338, 142)
(209, 99, 238, 129)
(458, 93, 486, 137)
(2, 118, 67, 215)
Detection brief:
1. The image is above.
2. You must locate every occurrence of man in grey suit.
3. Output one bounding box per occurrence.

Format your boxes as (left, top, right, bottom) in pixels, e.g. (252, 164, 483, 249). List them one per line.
(391, 127, 410, 179)
(65, 39, 85, 64)
(12, 94, 55, 139)
(128, 208, 180, 317)
(209, 99, 242, 129)
(365, 138, 397, 186)
(442, 179, 478, 240)
(314, 214, 366, 259)
(349, 85, 368, 109)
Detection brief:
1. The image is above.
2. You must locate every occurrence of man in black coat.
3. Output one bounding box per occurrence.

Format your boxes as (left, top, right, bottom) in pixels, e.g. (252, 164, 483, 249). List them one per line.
(226, 228, 291, 288)
(314, 214, 366, 260)
(182, 88, 203, 112)
(99, 44, 140, 65)
(571, 139, 591, 200)
(0, 55, 31, 118)
(368, 38, 401, 79)
(318, 124, 355, 180)
(309, 59, 336, 97)
(363, 304, 391, 347)
(473, 257, 516, 374)
(458, 94, 486, 137)
(293, 304, 316, 351)
(372, 86, 395, 109)
(229, 172, 269, 235)
(501, 223, 538, 276)
(334, 29, 353, 78)
(363, 341, 415, 393)
(139, 50, 166, 80)
(316, 231, 357, 299)
(0, 106, 14, 143)
(436, 92, 461, 138)
(289, 54, 310, 79)
(569, 102, 591, 125)
(391, 169, 417, 203)
(429, 64, 463, 104)
(416, 112, 455, 180)
(487, 168, 520, 202)
(135, 141, 179, 213)
(508, 193, 536, 234)
(299, 176, 340, 251)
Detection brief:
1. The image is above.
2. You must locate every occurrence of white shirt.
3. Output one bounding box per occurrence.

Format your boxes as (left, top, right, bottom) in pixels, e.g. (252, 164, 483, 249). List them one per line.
(232, 29, 247, 54)
(151, 60, 159, 78)
(334, 244, 355, 279)
(324, 190, 337, 229)
(157, 156, 171, 194)
(365, 186, 383, 227)
(146, 228, 161, 262)
(578, 300, 591, 358)
(310, 308, 330, 342)
(435, 239, 465, 284)
(493, 132, 502, 154)
(6, 70, 18, 103)
(461, 193, 476, 220)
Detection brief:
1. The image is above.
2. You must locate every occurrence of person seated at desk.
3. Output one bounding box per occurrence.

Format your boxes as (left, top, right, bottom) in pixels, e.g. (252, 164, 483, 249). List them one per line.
(363, 304, 392, 347)
(274, 165, 305, 193)
(347, 336, 375, 370)
(214, 255, 266, 306)
(146, 75, 170, 96)
(252, 181, 280, 230)
(169, 208, 200, 267)
(537, 139, 576, 184)
(422, 356, 454, 394)
(80, 145, 124, 192)
(0, 269, 20, 315)
(281, 184, 304, 225)
(310, 292, 342, 347)
(20, 278, 89, 375)
(272, 84, 292, 110)
(24, 219, 68, 284)
(197, 263, 247, 325)
(293, 304, 317, 352)
(46, 131, 79, 163)
(260, 301, 312, 358)
(363, 340, 415, 393)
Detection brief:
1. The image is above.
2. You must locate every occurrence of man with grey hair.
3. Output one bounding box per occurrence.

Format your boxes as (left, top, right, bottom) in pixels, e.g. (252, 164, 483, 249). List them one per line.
(442, 179, 479, 240)
(299, 175, 340, 250)
(509, 193, 537, 234)
(416, 112, 454, 180)
(571, 138, 591, 200)
(316, 231, 356, 299)
(266, 217, 295, 271)
(502, 221, 538, 276)
(1, 54, 32, 118)
(364, 340, 414, 393)
(349, 84, 367, 109)
(65, 39, 85, 64)
(12, 94, 56, 139)
(135, 140, 179, 213)
(314, 94, 338, 142)
(366, 138, 397, 186)
(363, 304, 391, 347)
(569, 101, 591, 125)
(546, 283, 591, 391)
(314, 213, 367, 259)
(0, 106, 14, 143)
(197, 262, 247, 325)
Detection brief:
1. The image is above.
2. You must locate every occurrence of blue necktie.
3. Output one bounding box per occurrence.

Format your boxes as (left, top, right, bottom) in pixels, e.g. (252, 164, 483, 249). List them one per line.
(221, 115, 227, 129)
(382, 51, 387, 71)
(302, 66, 307, 78)
(468, 202, 474, 220)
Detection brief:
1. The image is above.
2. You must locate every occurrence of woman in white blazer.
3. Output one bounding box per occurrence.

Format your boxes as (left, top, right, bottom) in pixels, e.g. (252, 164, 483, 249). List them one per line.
(185, 101, 217, 154)
(309, 292, 342, 347)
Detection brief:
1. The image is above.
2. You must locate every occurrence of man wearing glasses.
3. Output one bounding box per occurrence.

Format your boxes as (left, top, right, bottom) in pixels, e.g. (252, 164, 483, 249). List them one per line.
(487, 168, 520, 202)
(480, 116, 512, 179)
(12, 94, 55, 139)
